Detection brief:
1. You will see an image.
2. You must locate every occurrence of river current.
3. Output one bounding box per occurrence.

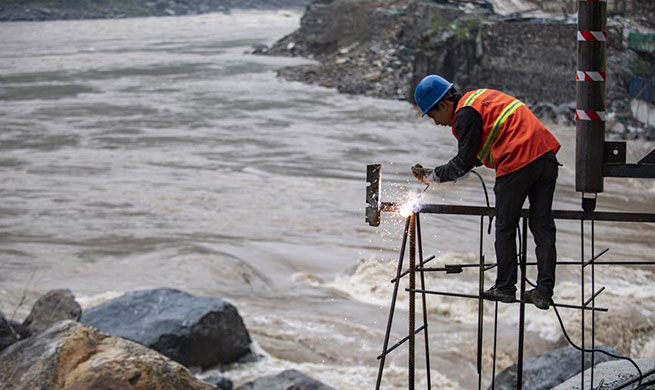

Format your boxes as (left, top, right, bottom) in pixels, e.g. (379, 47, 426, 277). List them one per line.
(1, 11, 654, 389)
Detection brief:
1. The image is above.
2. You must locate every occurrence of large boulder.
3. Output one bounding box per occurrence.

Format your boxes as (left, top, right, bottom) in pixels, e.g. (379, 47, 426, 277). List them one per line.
(0, 320, 215, 390)
(81, 288, 252, 368)
(22, 289, 82, 334)
(490, 345, 620, 390)
(237, 370, 335, 390)
(553, 358, 655, 390)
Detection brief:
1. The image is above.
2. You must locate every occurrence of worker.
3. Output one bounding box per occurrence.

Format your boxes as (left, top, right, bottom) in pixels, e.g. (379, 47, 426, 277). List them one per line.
(410, 74, 561, 310)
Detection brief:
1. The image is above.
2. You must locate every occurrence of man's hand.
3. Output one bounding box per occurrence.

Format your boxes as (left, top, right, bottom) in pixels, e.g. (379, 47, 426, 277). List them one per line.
(411, 164, 439, 185)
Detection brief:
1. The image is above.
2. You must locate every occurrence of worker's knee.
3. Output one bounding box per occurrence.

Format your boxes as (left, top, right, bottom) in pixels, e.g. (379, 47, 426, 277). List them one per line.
(529, 217, 556, 239)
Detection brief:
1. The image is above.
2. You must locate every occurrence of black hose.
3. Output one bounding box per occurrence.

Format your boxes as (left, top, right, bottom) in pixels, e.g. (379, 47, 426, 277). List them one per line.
(470, 170, 494, 234)
(635, 378, 655, 390)
(545, 284, 645, 388)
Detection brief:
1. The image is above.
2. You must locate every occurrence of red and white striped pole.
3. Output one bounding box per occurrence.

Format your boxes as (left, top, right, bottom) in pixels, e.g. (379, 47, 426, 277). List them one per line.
(576, 0, 607, 199)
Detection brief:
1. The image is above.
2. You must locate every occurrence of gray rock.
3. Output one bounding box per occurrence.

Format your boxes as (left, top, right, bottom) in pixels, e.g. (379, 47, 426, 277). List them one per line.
(22, 289, 82, 334)
(490, 345, 620, 390)
(81, 288, 252, 369)
(0, 313, 18, 352)
(204, 374, 234, 390)
(0, 320, 214, 390)
(237, 369, 335, 390)
(553, 358, 655, 390)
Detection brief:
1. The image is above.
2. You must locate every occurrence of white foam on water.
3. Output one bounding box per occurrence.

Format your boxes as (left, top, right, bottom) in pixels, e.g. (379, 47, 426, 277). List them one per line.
(76, 290, 125, 311)
(327, 252, 655, 350)
(328, 251, 497, 324)
(203, 351, 463, 390)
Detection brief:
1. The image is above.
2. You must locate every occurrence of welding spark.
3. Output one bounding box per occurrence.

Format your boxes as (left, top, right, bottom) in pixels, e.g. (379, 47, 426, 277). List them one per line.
(398, 193, 423, 218)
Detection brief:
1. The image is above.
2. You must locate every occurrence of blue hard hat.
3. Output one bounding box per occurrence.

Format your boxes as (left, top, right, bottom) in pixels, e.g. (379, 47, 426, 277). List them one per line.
(414, 74, 453, 117)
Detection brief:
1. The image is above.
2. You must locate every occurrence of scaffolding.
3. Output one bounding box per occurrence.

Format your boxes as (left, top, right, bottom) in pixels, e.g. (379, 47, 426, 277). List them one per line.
(366, 179, 655, 389)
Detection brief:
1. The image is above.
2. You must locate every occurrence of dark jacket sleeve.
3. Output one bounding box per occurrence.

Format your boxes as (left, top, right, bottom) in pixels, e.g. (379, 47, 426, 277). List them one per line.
(434, 107, 483, 182)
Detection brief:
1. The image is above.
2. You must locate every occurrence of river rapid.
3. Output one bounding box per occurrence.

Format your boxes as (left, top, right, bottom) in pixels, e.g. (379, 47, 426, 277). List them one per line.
(1, 11, 655, 389)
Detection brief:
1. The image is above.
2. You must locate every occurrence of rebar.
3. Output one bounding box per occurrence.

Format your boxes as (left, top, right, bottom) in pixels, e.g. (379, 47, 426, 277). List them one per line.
(375, 217, 410, 390)
(409, 214, 416, 390)
(517, 217, 528, 389)
(416, 214, 432, 389)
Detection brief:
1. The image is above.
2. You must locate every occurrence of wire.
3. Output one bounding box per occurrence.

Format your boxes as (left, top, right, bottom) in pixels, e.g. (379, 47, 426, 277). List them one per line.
(553, 303, 644, 388)
(470, 170, 494, 234)
(516, 225, 646, 390)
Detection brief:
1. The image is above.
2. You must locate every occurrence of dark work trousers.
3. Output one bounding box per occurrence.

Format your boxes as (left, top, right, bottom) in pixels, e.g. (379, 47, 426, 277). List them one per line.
(493, 151, 559, 297)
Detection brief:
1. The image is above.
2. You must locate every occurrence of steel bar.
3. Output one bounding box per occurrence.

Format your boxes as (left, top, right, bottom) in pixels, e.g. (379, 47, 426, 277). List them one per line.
(419, 260, 655, 272)
(416, 214, 432, 390)
(406, 289, 609, 312)
(581, 219, 586, 390)
(584, 286, 605, 307)
(604, 164, 655, 178)
(477, 216, 485, 389)
(391, 255, 436, 283)
(375, 217, 411, 390)
(381, 202, 655, 223)
(592, 219, 597, 388)
(409, 214, 416, 390)
(376, 325, 426, 360)
(584, 247, 609, 267)
(491, 301, 498, 390)
(517, 217, 528, 390)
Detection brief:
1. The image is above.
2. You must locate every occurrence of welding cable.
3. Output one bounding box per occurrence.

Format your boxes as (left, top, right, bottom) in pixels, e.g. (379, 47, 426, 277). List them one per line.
(635, 378, 655, 390)
(517, 224, 655, 390)
(522, 278, 645, 388)
(552, 303, 644, 388)
(470, 170, 494, 234)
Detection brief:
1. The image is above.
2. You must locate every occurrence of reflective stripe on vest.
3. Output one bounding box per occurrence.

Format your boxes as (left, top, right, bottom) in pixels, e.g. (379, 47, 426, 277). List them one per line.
(462, 89, 525, 168)
(462, 88, 487, 107)
(479, 99, 525, 167)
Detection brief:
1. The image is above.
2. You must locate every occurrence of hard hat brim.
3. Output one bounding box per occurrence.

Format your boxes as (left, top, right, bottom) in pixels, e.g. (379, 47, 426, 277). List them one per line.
(421, 82, 453, 117)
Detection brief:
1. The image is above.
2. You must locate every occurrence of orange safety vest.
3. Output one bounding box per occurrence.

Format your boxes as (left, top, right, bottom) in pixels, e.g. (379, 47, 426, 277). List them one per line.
(453, 89, 561, 177)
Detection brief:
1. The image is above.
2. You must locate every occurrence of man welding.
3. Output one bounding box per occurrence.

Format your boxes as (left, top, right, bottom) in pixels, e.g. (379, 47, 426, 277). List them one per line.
(410, 74, 561, 310)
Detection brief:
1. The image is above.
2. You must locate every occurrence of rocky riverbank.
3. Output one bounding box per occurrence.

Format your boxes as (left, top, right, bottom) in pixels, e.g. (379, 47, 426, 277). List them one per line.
(0, 288, 334, 390)
(258, 0, 655, 139)
(2, 288, 652, 389)
(0, 0, 310, 22)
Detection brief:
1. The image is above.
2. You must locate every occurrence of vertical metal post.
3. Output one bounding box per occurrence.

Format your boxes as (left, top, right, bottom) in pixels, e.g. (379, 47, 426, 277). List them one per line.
(416, 214, 432, 389)
(376, 217, 411, 390)
(477, 215, 485, 390)
(409, 214, 416, 390)
(591, 218, 596, 388)
(491, 301, 499, 390)
(581, 218, 586, 390)
(517, 217, 528, 390)
(576, 0, 607, 196)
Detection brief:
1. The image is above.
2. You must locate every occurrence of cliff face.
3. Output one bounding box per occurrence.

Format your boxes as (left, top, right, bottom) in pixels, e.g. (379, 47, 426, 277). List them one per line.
(264, 0, 646, 124)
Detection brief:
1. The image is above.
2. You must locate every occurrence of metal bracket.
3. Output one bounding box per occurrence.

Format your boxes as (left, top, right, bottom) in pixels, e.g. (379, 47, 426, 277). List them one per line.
(638, 148, 655, 164)
(604, 141, 626, 164)
(603, 142, 655, 179)
(365, 164, 382, 226)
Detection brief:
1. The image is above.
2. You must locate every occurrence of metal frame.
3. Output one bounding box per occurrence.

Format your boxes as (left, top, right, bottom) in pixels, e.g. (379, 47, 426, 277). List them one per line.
(373, 201, 655, 389)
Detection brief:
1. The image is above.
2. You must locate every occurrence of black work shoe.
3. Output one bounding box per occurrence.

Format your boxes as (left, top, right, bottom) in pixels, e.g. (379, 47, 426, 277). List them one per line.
(482, 286, 516, 303)
(524, 289, 551, 310)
